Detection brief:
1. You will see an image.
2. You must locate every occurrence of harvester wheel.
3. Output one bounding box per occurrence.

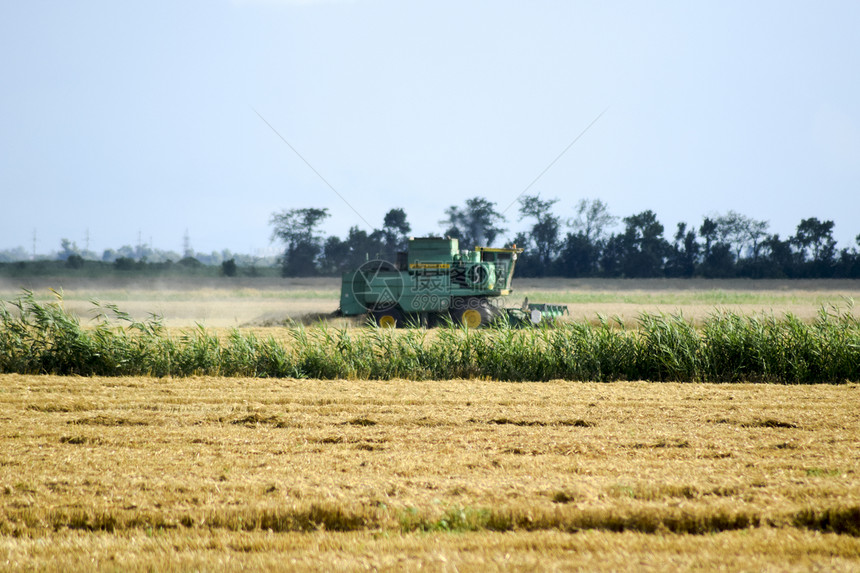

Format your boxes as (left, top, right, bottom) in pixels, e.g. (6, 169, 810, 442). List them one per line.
(461, 309, 482, 328)
(372, 308, 403, 328)
(452, 298, 495, 328)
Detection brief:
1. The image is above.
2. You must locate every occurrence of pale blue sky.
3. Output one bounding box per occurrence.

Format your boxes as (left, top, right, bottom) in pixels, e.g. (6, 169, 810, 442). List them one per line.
(2, 1, 859, 256)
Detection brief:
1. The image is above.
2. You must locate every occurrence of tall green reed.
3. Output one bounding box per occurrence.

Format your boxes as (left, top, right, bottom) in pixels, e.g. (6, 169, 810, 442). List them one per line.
(1, 291, 857, 383)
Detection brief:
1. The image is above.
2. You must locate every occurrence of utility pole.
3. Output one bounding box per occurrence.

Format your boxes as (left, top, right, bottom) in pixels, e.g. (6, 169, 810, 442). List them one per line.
(183, 229, 192, 258)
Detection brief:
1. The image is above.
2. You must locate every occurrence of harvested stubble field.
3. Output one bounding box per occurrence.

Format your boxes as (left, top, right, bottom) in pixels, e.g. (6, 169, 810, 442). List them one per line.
(0, 375, 858, 570)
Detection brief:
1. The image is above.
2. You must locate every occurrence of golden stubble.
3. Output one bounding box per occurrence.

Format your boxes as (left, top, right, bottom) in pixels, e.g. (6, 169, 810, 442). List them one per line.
(0, 375, 858, 570)
(1, 529, 858, 572)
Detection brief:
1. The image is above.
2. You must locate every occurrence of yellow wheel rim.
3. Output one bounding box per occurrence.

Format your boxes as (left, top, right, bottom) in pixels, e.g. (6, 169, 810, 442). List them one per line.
(378, 315, 397, 328)
(462, 309, 482, 328)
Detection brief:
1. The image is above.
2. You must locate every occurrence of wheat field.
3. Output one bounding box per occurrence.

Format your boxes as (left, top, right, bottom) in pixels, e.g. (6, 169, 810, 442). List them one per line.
(1, 374, 858, 570)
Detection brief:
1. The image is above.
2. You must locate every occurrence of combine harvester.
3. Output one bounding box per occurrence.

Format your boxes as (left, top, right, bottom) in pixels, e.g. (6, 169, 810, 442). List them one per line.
(338, 237, 567, 328)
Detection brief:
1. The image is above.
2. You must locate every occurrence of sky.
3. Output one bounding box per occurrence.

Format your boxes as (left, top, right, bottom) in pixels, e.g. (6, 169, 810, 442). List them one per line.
(2, 0, 859, 258)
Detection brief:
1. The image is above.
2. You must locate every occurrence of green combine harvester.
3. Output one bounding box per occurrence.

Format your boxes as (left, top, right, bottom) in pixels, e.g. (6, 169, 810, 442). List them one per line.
(338, 237, 568, 327)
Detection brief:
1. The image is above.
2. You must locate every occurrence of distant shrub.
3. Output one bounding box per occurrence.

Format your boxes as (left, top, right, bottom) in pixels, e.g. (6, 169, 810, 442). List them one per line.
(65, 255, 85, 269)
(179, 257, 203, 268)
(221, 258, 238, 277)
(114, 257, 137, 271)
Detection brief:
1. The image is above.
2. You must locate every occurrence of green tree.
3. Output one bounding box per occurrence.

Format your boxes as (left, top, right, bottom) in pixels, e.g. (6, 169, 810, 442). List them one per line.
(747, 219, 770, 262)
(699, 217, 718, 260)
(379, 208, 412, 259)
(700, 243, 734, 278)
(558, 231, 600, 277)
(518, 194, 561, 274)
(618, 210, 669, 278)
(791, 218, 837, 277)
(58, 238, 80, 261)
(792, 218, 836, 263)
(698, 216, 735, 278)
(599, 233, 625, 277)
(65, 254, 85, 269)
(836, 237, 860, 278)
(665, 222, 699, 278)
(320, 209, 413, 274)
(712, 211, 770, 261)
(569, 198, 617, 243)
(759, 234, 796, 278)
(221, 258, 238, 277)
(270, 207, 330, 276)
(558, 199, 617, 277)
(441, 197, 506, 249)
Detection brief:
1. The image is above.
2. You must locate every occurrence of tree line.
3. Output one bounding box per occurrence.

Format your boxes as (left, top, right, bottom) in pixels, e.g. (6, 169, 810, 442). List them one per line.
(0, 240, 279, 270)
(271, 196, 860, 279)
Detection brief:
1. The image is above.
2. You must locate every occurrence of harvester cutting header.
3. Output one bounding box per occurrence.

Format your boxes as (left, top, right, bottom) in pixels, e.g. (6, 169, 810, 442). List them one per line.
(339, 237, 567, 327)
